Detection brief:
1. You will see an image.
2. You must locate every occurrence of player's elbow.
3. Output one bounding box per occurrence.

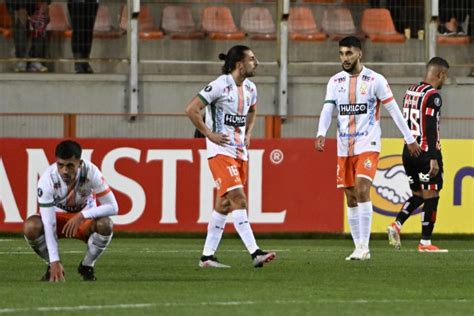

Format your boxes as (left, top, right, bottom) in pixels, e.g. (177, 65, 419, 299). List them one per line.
(110, 199, 119, 216)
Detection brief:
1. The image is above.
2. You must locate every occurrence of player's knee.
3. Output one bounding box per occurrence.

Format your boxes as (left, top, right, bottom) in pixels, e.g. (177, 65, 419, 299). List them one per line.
(94, 217, 113, 235)
(23, 215, 43, 240)
(355, 186, 370, 202)
(422, 197, 439, 223)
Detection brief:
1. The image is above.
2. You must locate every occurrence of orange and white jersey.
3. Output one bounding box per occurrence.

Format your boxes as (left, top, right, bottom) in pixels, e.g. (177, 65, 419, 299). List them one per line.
(198, 74, 257, 161)
(324, 67, 394, 157)
(37, 159, 111, 213)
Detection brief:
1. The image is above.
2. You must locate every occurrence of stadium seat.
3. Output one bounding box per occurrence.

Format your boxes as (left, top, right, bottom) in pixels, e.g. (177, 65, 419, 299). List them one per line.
(47, 3, 72, 38)
(437, 35, 470, 45)
(321, 7, 362, 41)
(303, 0, 336, 3)
(240, 7, 276, 40)
(93, 4, 124, 39)
(0, 2, 12, 38)
(119, 4, 163, 40)
(342, 0, 369, 4)
(288, 7, 326, 41)
(361, 8, 405, 43)
(201, 6, 245, 40)
(161, 6, 204, 39)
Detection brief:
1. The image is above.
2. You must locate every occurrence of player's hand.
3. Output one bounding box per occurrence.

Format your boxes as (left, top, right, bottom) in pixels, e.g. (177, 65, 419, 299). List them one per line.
(49, 261, 65, 282)
(207, 132, 229, 146)
(244, 133, 251, 147)
(62, 212, 85, 238)
(315, 136, 325, 152)
(428, 159, 439, 178)
(406, 141, 421, 157)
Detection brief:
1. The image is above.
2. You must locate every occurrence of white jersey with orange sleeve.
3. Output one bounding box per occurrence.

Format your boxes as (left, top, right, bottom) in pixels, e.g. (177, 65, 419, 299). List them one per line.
(320, 66, 396, 157)
(198, 74, 257, 161)
(37, 159, 112, 214)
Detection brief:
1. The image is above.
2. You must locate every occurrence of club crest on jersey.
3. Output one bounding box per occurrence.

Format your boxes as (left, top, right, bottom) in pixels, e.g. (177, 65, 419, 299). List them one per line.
(339, 103, 367, 115)
(364, 158, 372, 170)
(224, 114, 246, 127)
(360, 82, 368, 95)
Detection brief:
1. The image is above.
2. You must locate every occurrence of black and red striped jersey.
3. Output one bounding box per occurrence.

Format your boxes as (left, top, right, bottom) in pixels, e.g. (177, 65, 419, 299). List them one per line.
(402, 82, 442, 156)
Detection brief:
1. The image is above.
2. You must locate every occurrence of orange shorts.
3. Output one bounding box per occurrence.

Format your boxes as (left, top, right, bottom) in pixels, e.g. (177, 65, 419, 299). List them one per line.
(55, 212, 94, 242)
(337, 151, 379, 188)
(208, 155, 248, 197)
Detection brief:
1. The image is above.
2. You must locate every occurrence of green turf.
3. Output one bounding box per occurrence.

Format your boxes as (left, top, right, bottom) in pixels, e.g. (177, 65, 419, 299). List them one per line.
(0, 238, 473, 315)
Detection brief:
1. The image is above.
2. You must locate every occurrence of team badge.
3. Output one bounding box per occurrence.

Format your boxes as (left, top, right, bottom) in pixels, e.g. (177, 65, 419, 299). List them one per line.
(364, 158, 372, 170)
(37, 188, 43, 197)
(204, 85, 212, 92)
(360, 82, 367, 95)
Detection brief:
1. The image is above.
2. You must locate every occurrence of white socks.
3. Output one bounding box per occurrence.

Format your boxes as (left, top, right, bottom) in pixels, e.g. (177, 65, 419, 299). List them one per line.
(82, 232, 113, 267)
(347, 206, 360, 248)
(232, 209, 259, 254)
(202, 211, 227, 256)
(25, 234, 49, 264)
(358, 201, 373, 250)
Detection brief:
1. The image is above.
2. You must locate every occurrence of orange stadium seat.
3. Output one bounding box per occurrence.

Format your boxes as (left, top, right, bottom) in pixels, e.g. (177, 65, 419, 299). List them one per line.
(0, 2, 12, 38)
(240, 7, 276, 40)
(161, 6, 204, 39)
(321, 7, 362, 41)
(47, 3, 72, 38)
(288, 7, 326, 41)
(361, 8, 405, 43)
(303, 0, 336, 3)
(201, 6, 245, 40)
(342, 0, 369, 4)
(437, 35, 470, 45)
(93, 4, 124, 39)
(119, 5, 163, 40)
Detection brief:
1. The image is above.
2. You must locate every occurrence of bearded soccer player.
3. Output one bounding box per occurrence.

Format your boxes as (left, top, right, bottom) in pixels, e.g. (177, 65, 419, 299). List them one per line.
(315, 36, 421, 261)
(387, 57, 450, 252)
(185, 45, 276, 268)
(23, 140, 118, 281)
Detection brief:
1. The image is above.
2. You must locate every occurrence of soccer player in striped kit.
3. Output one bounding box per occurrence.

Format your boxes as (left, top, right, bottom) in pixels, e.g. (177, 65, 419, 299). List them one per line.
(387, 57, 450, 252)
(186, 45, 276, 268)
(316, 36, 421, 260)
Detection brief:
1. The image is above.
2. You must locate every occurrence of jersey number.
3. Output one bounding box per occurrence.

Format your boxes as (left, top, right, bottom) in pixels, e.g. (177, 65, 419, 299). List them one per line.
(403, 107, 421, 136)
(227, 165, 239, 177)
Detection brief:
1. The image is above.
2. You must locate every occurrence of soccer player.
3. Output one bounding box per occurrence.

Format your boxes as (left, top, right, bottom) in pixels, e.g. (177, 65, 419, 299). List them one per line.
(387, 57, 450, 252)
(315, 36, 421, 261)
(23, 140, 118, 281)
(185, 45, 276, 268)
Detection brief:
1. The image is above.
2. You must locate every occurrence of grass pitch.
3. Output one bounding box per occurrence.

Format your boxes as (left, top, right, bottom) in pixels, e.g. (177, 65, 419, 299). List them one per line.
(0, 237, 473, 315)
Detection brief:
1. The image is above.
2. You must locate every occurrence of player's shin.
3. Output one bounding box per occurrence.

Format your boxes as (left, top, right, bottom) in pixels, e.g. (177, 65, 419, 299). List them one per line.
(421, 197, 439, 243)
(358, 201, 373, 250)
(202, 210, 227, 256)
(347, 206, 360, 248)
(82, 232, 113, 267)
(396, 195, 424, 226)
(232, 209, 259, 254)
(24, 234, 49, 264)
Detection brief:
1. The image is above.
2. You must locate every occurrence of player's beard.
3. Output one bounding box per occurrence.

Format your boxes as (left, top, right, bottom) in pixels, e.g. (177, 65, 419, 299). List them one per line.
(342, 61, 357, 74)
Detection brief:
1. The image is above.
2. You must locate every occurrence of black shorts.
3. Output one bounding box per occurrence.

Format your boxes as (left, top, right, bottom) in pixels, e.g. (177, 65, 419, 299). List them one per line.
(402, 145, 443, 191)
(5, 0, 50, 14)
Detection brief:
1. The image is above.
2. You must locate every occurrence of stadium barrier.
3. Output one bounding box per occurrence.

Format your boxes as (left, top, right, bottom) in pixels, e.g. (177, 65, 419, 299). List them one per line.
(1, 138, 472, 234)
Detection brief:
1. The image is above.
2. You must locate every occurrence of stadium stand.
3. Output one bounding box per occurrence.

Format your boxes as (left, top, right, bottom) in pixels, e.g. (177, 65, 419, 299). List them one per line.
(93, 4, 123, 39)
(361, 8, 405, 43)
(47, 3, 72, 39)
(288, 7, 326, 41)
(321, 7, 362, 41)
(161, 5, 204, 39)
(240, 6, 276, 40)
(437, 35, 471, 44)
(0, 2, 12, 38)
(119, 4, 163, 40)
(201, 6, 245, 40)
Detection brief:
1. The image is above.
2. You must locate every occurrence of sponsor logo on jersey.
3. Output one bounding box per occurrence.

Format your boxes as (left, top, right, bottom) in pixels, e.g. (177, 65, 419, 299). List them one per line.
(337, 86, 346, 93)
(244, 84, 254, 93)
(204, 85, 212, 92)
(334, 76, 346, 83)
(38, 188, 43, 197)
(362, 75, 372, 82)
(224, 114, 247, 127)
(339, 103, 368, 115)
(434, 97, 441, 107)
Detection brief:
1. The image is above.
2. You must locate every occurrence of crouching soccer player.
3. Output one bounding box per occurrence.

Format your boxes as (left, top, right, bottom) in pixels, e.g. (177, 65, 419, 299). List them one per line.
(23, 140, 118, 281)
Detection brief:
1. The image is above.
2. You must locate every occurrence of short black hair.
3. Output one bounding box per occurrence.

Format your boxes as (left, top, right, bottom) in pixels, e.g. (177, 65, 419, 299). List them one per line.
(55, 140, 82, 159)
(339, 36, 362, 49)
(427, 57, 449, 69)
(218, 45, 250, 74)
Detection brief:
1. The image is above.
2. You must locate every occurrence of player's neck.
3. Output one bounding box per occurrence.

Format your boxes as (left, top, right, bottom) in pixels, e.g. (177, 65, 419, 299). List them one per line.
(423, 76, 438, 89)
(349, 64, 363, 76)
(231, 73, 245, 86)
